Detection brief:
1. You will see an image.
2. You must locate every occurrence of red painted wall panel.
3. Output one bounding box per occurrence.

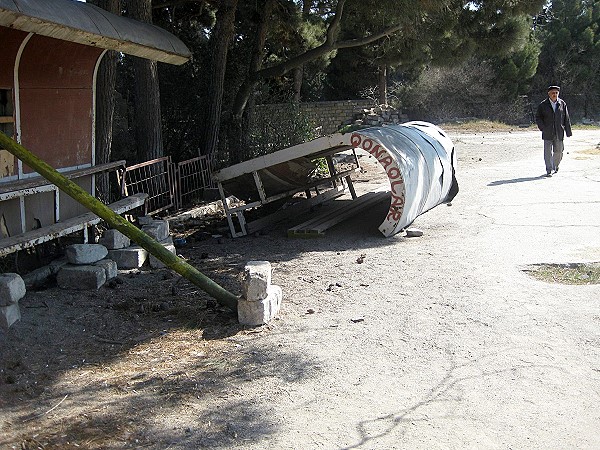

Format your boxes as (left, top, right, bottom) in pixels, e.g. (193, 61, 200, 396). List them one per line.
(0, 26, 28, 88)
(19, 88, 94, 172)
(17, 35, 102, 173)
(18, 35, 102, 89)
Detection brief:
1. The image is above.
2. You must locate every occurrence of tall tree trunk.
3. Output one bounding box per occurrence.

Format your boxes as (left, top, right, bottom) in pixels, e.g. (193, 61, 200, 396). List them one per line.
(292, 1, 312, 102)
(90, 0, 120, 203)
(228, 0, 275, 164)
(378, 64, 387, 106)
(201, 0, 238, 157)
(129, 0, 163, 162)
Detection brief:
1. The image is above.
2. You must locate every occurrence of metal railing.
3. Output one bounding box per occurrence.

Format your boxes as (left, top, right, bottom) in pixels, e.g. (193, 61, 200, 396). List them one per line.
(121, 156, 175, 216)
(175, 154, 217, 209)
(120, 153, 218, 216)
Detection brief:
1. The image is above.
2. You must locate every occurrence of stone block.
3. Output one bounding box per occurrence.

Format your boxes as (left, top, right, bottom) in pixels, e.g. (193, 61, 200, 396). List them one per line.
(238, 285, 282, 326)
(0, 303, 21, 330)
(23, 265, 54, 290)
(57, 264, 106, 290)
(98, 229, 130, 249)
(242, 261, 272, 301)
(48, 257, 68, 273)
(149, 243, 177, 269)
(137, 215, 154, 226)
(161, 236, 174, 245)
(65, 244, 108, 265)
(94, 259, 118, 280)
(108, 247, 148, 269)
(0, 273, 26, 306)
(142, 220, 169, 241)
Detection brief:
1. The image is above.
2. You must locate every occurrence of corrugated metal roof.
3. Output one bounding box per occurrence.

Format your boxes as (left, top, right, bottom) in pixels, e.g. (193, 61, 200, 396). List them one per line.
(0, 0, 191, 65)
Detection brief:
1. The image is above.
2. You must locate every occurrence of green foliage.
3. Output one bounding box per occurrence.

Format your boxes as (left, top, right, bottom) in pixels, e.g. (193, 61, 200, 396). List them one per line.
(325, 0, 544, 102)
(399, 58, 531, 124)
(243, 103, 320, 161)
(533, 0, 600, 118)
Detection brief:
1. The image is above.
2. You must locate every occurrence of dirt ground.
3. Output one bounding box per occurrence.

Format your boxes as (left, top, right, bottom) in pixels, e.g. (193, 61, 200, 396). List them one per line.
(1, 125, 600, 449)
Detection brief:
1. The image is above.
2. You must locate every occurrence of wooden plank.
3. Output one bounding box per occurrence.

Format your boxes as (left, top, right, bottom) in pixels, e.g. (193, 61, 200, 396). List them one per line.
(212, 133, 351, 182)
(0, 193, 147, 257)
(288, 190, 389, 237)
(246, 186, 346, 235)
(0, 160, 126, 195)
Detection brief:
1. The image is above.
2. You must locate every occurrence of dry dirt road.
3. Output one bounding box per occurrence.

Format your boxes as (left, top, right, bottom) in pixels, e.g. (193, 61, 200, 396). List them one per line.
(1, 127, 599, 449)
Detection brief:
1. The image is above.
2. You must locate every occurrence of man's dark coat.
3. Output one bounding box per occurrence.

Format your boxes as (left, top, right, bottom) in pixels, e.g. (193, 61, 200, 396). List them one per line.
(535, 97, 572, 141)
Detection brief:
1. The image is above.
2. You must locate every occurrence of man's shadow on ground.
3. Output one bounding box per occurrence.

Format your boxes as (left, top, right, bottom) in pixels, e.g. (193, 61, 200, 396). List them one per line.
(488, 174, 549, 186)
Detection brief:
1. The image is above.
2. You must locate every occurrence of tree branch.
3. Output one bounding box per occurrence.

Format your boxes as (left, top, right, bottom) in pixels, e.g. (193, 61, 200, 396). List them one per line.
(253, 23, 403, 81)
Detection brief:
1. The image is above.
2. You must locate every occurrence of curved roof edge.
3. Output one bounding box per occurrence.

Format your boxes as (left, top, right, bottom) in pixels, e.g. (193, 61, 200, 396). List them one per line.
(0, 0, 191, 65)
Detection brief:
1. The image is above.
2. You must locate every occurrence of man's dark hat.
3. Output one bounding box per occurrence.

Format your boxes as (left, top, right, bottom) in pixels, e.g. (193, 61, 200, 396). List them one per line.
(547, 85, 560, 91)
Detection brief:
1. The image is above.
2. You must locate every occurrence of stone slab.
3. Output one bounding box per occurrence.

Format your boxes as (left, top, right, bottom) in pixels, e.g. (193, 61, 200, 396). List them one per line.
(108, 247, 148, 269)
(238, 284, 282, 326)
(137, 216, 154, 226)
(98, 229, 131, 249)
(94, 259, 118, 280)
(0, 273, 26, 306)
(23, 265, 53, 289)
(57, 264, 106, 290)
(149, 243, 177, 269)
(65, 244, 108, 264)
(242, 261, 272, 301)
(0, 303, 21, 330)
(142, 220, 169, 241)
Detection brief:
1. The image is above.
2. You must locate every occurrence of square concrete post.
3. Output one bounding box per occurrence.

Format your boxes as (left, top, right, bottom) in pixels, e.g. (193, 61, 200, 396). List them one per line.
(238, 261, 282, 326)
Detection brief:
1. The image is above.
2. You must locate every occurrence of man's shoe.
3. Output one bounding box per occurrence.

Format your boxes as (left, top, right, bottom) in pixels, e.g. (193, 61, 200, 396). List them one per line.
(546, 172, 552, 177)
(553, 167, 559, 174)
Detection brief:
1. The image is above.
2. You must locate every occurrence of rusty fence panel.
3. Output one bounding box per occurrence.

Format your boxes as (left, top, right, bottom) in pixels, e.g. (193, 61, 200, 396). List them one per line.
(175, 154, 217, 209)
(121, 156, 175, 216)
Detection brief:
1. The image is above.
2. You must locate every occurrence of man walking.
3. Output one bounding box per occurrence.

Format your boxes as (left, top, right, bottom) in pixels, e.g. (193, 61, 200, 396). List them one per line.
(535, 85, 572, 177)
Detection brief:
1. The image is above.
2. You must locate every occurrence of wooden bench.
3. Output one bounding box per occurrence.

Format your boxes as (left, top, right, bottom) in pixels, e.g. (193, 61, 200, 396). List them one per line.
(0, 193, 147, 257)
(0, 160, 125, 245)
(0, 160, 126, 200)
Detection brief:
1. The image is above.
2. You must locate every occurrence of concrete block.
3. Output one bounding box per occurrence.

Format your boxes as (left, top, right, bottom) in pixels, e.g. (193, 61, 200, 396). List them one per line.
(23, 265, 54, 289)
(137, 215, 154, 226)
(57, 264, 106, 290)
(94, 259, 118, 280)
(65, 244, 108, 265)
(149, 243, 177, 269)
(108, 247, 148, 269)
(142, 220, 170, 241)
(98, 229, 130, 249)
(48, 257, 68, 273)
(57, 264, 107, 290)
(242, 261, 272, 301)
(238, 285, 282, 326)
(0, 303, 21, 330)
(160, 236, 174, 246)
(0, 273, 26, 306)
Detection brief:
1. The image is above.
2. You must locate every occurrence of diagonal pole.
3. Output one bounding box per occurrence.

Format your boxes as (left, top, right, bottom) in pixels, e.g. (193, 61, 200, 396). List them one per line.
(0, 132, 239, 310)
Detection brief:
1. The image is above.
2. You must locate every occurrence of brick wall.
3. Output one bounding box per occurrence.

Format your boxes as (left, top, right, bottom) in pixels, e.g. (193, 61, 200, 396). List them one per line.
(252, 99, 374, 135)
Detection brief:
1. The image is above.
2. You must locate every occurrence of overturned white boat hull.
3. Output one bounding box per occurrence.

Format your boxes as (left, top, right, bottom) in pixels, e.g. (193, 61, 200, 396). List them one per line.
(348, 121, 458, 236)
(213, 121, 457, 237)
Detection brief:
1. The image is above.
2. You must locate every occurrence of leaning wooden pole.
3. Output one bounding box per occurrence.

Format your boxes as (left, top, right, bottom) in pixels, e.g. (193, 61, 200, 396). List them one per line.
(0, 132, 239, 310)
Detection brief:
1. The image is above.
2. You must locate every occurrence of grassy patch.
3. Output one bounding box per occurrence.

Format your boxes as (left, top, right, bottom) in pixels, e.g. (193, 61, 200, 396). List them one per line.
(438, 120, 522, 132)
(438, 120, 600, 133)
(576, 146, 600, 156)
(524, 262, 600, 285)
